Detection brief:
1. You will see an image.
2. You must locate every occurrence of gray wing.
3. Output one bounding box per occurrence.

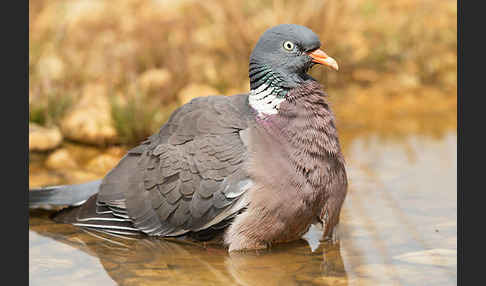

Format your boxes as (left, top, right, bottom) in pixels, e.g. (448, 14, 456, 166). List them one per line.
(93, 94, 254, 237)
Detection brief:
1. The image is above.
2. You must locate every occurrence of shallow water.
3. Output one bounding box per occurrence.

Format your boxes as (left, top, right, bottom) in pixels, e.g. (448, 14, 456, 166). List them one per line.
(29, 126, 457, 285)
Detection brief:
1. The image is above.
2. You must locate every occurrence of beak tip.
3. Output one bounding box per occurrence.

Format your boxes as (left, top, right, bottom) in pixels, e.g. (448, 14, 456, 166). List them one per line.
(307, 49, 339, 72)
(328, 58, 339, 71)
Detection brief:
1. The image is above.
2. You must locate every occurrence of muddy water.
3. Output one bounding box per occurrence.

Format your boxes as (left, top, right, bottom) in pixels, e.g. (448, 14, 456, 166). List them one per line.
(29, 122, 457, 285)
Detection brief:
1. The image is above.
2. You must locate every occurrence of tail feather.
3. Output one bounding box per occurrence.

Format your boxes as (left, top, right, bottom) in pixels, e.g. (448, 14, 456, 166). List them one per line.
(29, 180, 102, 208)
(52, 195, 141, 236)
(30, 180, 144, 236)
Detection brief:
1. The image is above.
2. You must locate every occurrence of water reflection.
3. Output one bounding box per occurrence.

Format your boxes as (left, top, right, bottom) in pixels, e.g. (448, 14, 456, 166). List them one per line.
(30, 210, 347, 285)
(29, 130, 457, 286)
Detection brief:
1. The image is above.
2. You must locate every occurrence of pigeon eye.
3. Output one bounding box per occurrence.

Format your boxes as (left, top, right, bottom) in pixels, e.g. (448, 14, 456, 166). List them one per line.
(283, 41, 294, 51)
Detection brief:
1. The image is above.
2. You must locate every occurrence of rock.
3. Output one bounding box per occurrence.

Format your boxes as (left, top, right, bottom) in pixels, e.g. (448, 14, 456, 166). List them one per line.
(177, 84, 219, 105)
(105, 146, 128, 157)
(29, 123, 63, 152)
(85, 154, 122, 176)
(61, 142, 105, 161)
(138, 69, 172, 93)
(393, 248, 456, 267)
(45, 149, 79, 170)
(60, 84, 118, 145)
(29, 172, 63, 189)
(63, 170, 100, 184)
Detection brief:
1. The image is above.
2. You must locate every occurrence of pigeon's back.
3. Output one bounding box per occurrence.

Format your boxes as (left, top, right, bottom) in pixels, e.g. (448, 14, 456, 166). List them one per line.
(53, 93, 255, 240)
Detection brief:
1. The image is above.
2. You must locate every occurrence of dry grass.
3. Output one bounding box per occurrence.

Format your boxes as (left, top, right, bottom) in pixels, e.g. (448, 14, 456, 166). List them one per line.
(110, 87, 180, 145)
(29, 0, 457, 144)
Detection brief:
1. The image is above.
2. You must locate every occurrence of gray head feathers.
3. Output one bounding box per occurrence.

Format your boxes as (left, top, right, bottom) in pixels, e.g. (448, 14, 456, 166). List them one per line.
(249, 24, 322, 91)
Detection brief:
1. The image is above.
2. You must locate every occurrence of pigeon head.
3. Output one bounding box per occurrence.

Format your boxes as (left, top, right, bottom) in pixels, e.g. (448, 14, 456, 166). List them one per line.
(249, 24, 338, 93)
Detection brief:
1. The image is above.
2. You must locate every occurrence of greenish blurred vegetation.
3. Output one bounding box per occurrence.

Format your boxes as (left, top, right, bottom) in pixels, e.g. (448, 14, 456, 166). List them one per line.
(29, 0, 457, 145)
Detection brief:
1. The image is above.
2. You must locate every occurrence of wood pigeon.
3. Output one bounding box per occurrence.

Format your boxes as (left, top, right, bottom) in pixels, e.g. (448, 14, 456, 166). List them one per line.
(30, 24, 348, 252)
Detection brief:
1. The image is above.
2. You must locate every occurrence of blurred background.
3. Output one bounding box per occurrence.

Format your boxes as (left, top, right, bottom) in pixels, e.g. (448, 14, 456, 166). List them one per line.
(29, 1, 457, 284)
(29, 0, 456, 187)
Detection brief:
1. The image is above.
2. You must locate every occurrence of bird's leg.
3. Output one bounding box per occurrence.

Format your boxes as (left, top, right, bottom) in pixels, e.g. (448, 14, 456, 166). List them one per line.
(224, 210, 269, 252)
(323, 223, 340, 244)
(321, 208, 341, 245)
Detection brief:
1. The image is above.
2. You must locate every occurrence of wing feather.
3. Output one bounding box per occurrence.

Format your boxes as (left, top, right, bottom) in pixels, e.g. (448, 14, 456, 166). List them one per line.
(90, 94, 253, 239)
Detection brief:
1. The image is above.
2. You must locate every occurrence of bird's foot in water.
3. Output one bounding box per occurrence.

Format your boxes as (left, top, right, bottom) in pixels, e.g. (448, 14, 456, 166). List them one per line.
(323, 224, 340, 244)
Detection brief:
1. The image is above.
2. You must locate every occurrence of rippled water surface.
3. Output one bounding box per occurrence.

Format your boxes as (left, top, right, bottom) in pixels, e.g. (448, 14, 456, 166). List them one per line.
(29, 125, 457, 285)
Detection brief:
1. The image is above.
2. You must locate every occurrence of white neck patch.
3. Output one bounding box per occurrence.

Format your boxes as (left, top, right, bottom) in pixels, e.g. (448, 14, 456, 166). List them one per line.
(248, 83, 285, 115)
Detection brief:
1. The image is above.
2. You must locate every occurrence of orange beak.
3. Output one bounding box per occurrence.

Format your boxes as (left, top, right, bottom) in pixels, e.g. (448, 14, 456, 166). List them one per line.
(306, 49, 339, 71)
